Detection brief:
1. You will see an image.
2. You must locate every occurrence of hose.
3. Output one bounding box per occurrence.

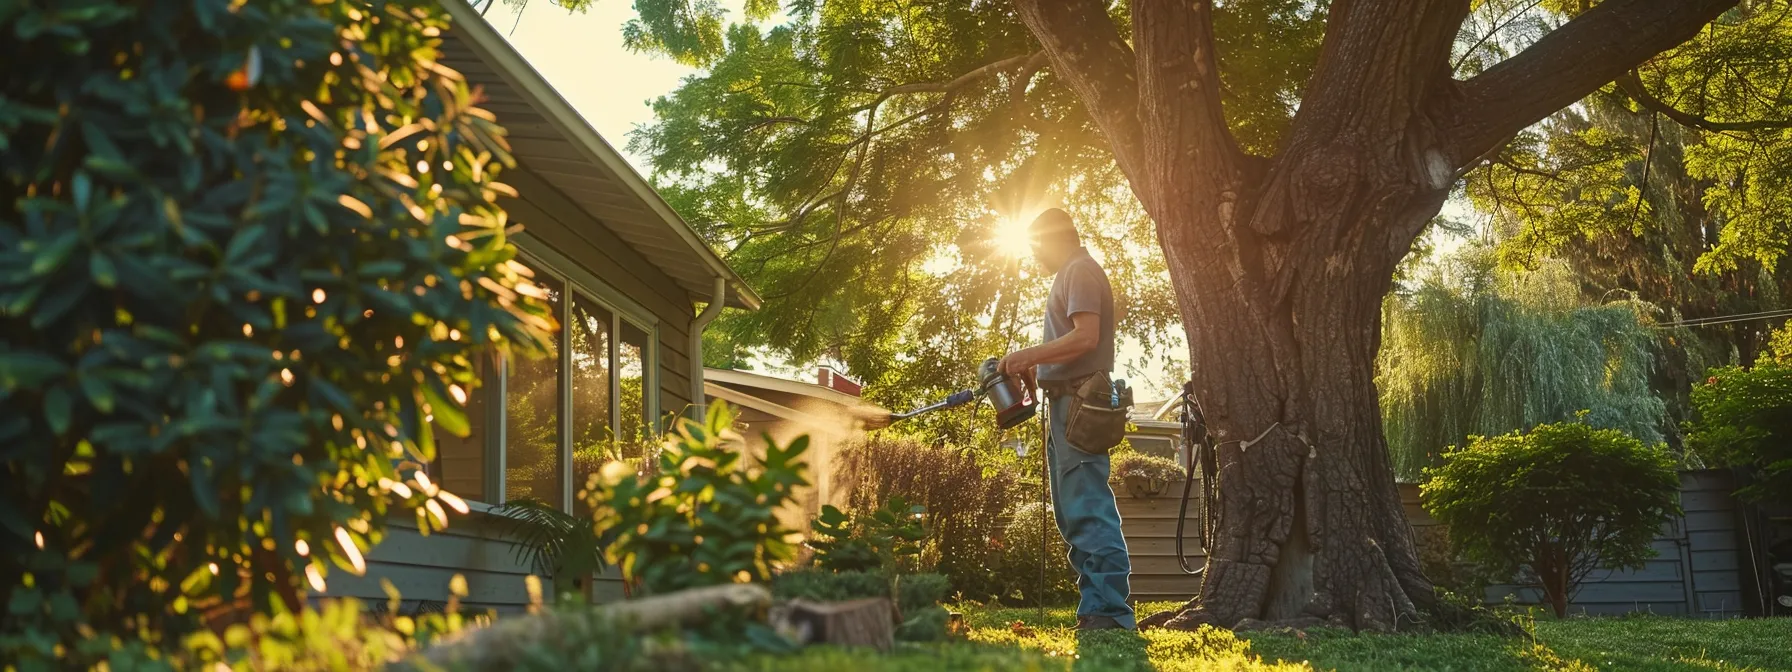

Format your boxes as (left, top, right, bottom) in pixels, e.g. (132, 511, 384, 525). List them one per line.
(1175, 381, 1216, 575)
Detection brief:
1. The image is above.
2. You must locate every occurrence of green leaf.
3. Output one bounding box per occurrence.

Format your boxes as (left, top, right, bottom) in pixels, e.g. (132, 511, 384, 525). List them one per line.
(89, 252, 117, 288)
(79, 374, 115, 414)
(0, 352, 68, 389)
(7, 586, 41, 616)
(44, 386, 72, 435)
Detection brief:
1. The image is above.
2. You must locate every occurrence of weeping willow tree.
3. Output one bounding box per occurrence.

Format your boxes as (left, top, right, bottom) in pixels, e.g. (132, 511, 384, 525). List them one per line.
(1379, 245, 1667, 480)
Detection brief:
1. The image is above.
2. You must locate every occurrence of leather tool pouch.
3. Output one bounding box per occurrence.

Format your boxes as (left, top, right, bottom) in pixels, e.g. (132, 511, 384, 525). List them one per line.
(1062, 372, 1132, 456)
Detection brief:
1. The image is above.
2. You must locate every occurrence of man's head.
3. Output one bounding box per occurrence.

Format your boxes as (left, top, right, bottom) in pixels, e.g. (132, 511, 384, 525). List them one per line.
(1029, 208, 1082, 273)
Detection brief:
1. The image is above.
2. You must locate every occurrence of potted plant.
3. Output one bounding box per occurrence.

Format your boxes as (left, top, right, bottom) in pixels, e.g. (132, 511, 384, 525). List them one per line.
(1111, 453, 1186, 498)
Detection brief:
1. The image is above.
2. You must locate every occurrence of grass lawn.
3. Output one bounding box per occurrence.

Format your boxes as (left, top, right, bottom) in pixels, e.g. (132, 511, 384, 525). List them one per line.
(734, 602, 1792, 672)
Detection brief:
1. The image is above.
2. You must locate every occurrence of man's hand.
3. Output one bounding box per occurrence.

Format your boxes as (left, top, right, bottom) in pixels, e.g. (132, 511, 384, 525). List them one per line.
(998, 349, 1039, 391)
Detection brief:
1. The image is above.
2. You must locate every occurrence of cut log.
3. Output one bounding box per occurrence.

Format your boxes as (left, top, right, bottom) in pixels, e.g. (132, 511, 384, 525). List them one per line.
(396, 583, 773, 670)
(772, 598, 896, 652)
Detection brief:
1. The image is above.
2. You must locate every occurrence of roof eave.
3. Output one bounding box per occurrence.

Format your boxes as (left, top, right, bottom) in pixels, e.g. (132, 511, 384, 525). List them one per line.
(438, 0, 761, 311)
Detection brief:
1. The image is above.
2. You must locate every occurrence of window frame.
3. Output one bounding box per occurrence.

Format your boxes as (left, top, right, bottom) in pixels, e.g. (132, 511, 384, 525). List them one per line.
(475, 237, 661, 511)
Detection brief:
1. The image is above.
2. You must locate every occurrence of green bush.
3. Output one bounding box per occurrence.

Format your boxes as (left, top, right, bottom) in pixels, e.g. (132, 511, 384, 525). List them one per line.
(0, 0, 548, 664)
(1421, 418, 1681, 617)
(807, 497, 926, 574)
(1111, 452, 1185, 483)
(832, 437, 1018, 601)
(584, 403, 808, 594)
(994, 502, 1078, 606)
(1686, 361, 1792, 506)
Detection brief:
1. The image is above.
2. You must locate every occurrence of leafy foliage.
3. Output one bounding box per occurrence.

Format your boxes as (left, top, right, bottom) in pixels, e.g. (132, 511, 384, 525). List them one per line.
(1464, 1, 1792, 422)
(1685, 357, 1792, 506)
(492, 498, 611, 598)
(1378, 246, 1666, 479)
(583, 402, 808, 594)
(1421, 419, 1681, 617)
(807, 497, 926, 574)
(1111, 452, 1185, 484)
(995, 501, 1077, 607)
(832, 436, 1019, 601)
(0, 0, 549, 663)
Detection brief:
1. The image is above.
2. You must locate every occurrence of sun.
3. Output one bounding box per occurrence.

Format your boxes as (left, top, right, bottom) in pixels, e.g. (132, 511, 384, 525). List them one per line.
(992, 213, 1036, 259)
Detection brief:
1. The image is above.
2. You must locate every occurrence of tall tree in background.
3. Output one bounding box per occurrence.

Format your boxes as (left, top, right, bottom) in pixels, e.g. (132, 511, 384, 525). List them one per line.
(1464, 2, 1792, 441)
(604, 0, 1766, 629)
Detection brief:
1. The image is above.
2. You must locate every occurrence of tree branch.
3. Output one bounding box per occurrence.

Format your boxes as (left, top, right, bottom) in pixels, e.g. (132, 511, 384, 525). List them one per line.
(1130, 0, 1245, 192)
(1013, 0, 1145, 181)
(1449, 0, 1740, 164)
(1617, 71, 1792, 132)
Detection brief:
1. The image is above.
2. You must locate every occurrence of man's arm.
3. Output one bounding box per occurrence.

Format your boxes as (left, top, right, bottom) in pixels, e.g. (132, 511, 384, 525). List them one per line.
(999, 311, 1100, 388)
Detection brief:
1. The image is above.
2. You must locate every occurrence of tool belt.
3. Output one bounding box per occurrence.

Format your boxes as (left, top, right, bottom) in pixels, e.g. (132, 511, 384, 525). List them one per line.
(1041, 372, 1133, 456)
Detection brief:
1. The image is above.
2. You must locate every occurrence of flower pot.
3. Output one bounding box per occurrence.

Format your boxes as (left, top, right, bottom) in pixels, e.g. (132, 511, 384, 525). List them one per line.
(1122, 474, 1169, 498)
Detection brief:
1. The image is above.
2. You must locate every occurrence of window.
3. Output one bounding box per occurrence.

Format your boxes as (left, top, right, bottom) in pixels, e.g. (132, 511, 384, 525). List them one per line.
(430, 251, 658, 511)
(435, 355, 494, 502)
(569, 294, 613, 513)
(504, 274, 564, 507)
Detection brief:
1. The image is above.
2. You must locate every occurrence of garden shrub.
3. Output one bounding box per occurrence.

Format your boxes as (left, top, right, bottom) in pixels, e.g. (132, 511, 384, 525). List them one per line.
(833, 436, 1018, 600)
(994, 502, 1078, 606)
(0, 0, 548, 665)
(1686, 360, 1792, 506)
(583, 403, 808, 594)
(807, 497, 926, 574)
(1111, 452, 1185, 489)
(1421, 418, 1681, 617)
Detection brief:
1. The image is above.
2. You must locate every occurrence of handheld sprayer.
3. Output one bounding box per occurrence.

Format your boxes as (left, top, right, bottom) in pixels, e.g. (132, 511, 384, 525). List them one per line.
(887, 357, 1037, 427)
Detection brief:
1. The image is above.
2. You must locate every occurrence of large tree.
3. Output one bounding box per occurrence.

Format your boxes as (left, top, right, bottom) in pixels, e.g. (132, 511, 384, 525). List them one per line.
(578, 0, 1767, 629)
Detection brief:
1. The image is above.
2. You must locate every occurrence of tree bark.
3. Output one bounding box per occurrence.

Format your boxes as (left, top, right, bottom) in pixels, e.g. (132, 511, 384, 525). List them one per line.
(1011, 0, 1741, 631)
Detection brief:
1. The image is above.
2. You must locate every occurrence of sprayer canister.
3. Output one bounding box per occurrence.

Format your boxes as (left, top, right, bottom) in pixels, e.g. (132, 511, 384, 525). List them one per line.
(980, 357, 1037, 429)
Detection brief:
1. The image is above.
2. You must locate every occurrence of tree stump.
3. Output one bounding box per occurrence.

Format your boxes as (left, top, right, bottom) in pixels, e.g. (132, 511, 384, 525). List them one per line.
(772, 597, 896, 651)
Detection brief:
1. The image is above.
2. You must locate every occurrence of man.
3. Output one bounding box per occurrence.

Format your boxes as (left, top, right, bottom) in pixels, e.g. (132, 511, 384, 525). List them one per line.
(998, 208, 1133, 631)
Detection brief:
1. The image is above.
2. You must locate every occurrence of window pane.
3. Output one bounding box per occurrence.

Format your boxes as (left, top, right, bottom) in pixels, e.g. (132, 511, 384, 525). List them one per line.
(569, 294, 613, 511)
(505, 274, 563, 506)
(619, 320, 651, 453)
(433, 355, 492, 502)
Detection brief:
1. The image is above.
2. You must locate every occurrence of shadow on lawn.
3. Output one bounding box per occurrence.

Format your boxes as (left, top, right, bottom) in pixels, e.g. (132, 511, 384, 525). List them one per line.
(1074, 629, 1152, 672)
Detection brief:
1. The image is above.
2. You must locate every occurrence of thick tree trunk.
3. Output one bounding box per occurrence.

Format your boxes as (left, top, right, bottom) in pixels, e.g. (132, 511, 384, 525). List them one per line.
(1140, 144, 1449, 632)
(1013, 0, 1741, 632)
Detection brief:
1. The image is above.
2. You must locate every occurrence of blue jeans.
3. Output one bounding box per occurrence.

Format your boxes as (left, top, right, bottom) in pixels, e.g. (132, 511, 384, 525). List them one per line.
(1045, 393, 1135, 627)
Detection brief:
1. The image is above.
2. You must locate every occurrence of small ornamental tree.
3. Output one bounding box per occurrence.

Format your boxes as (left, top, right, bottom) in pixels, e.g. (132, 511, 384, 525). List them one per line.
(1421, 419, 1681, 617)
(0, 0, 549, 663)
(1687, 360, 1792, 507)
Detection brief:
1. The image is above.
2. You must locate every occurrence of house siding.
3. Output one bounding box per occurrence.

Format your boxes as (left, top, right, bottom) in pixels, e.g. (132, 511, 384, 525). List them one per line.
(315, 161, 702, 612)
(1479, 469, 1746, 617)
(1118, 471, 1746, 615)
(318, 511, 624, 614)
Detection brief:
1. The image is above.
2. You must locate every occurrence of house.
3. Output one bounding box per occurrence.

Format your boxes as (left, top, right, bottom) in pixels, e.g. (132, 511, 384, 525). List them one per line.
(703, 367, 891, 530)
(319, 0, 759, 614)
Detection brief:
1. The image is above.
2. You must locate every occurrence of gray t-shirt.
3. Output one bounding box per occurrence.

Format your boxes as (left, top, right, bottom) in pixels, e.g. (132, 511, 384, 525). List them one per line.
(1038, 248, 1115, 382)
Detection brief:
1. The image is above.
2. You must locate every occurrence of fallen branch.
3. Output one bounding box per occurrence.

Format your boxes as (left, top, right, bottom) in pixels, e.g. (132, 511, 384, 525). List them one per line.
(394, 583, 773, 670)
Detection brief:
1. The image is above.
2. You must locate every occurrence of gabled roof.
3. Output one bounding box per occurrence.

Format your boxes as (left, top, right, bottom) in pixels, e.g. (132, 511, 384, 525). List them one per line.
(704, 368, 892, 429)
(437, 0, 759, 310)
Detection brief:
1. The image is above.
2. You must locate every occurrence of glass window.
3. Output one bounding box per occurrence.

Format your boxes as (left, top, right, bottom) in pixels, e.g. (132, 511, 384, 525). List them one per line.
(423, 252, 658, 512)
(618, 320, 652, 455)
(434, 355, 493, 502)
(570, 294, 613, 512)
(504, 274, 564, 507)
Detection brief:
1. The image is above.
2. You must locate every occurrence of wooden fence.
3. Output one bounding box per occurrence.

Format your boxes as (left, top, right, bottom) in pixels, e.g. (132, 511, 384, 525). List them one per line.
(1118, 469, 1747, 616)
